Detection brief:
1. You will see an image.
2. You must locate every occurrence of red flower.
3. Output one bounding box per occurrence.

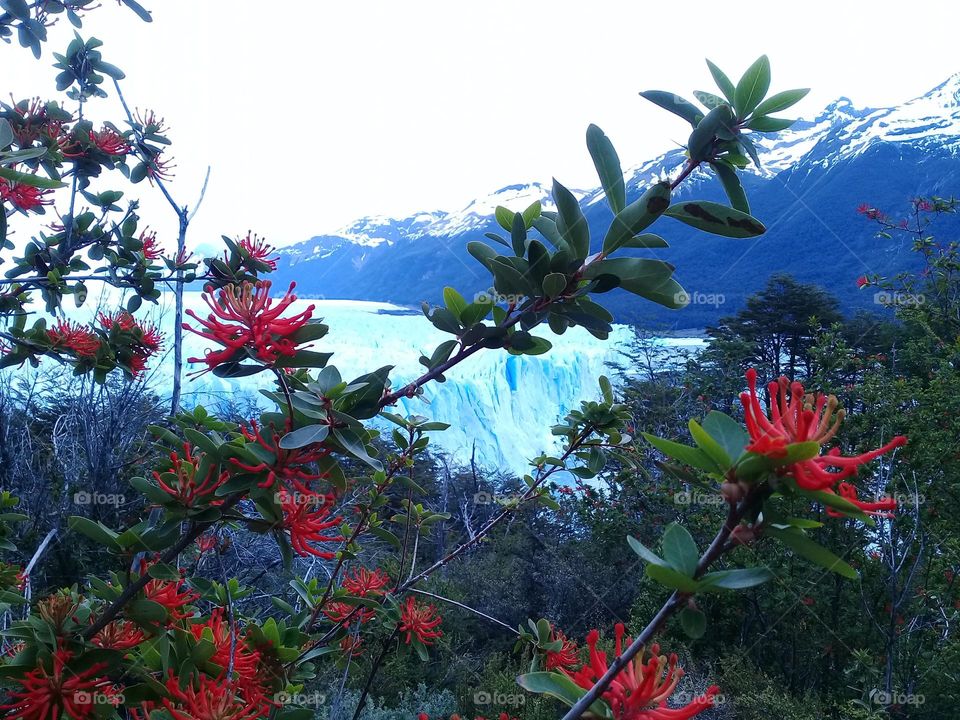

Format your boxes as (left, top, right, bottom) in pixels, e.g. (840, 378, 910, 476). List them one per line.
(545, 628, 580, 671)
(0, 178, 54, 212)
(142, 566, 198, 623)
(398, 596, 443, 645)
(189, 609, 262, 689)
(339, 633, 365, 657)
(563, 625, 717, 720)
(99, 311, 163, 376)
(740, 369, 906, 512)
(280, 489, 342, 558)
(140, 229, 163, 260)
(47, 320, 101, 358)
(231, 418, 330, 489)
(323, 600, 373, 626)
(342, 567, 391, 597)
(89, 126, 130, 155)
(856, 275, 869, 289)
(184, 281, 315, 373)
(827, 483, 896, 519)
(196, 531, 218, 554)
(856, 203, 882, 220)
(153, 443, 228, 506)
(162, 672, 264, 720)
(0, 649, 113, 720)
(91, 619, 146, 651)
(237, 232, 278, 270)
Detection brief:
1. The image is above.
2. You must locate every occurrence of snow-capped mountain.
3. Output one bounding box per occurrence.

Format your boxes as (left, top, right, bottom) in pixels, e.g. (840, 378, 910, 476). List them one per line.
(275, 74, 960, 327)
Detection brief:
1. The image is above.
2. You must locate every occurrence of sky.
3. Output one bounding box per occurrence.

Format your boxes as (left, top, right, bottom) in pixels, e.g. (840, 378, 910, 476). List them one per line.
(5, 0, 959, 252)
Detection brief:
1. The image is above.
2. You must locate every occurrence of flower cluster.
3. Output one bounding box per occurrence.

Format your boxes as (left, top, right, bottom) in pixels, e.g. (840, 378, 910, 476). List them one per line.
(343, 567, 391, 597)
(545, 627, 580, 671)
(46, 320, 102, 358)
(184, 281, 315, 373)
(0, 648, 115, 720)
(153, 443, 228, 507)
(232, 418, 331, 489)
(280, 488, 342, 558)
(236, 232, 279, 270)
(0, 176, 54, 212)
(142, 565, 199, 624)
(562, 625, 718, 720)
(188, 609, 271, 706)
(398, 596, 443, 646)
(98, 311, 163, 376)
(740, 369, 906, 516)
(91, 619, 146, 652)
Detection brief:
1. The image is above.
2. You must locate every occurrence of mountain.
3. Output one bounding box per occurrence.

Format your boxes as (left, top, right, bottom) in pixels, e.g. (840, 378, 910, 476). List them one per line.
(272, 75, 960, 329)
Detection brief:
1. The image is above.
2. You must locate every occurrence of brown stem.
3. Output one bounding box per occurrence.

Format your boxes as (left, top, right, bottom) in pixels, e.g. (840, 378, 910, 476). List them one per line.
(559, 488, 763, 720)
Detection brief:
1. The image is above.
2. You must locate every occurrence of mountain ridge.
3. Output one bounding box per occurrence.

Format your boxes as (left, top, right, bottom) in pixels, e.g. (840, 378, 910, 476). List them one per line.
(273, 75, 960, 328)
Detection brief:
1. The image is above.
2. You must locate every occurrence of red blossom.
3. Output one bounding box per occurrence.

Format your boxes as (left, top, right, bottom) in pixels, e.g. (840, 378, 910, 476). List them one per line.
(140, 229, 163, 260)
(740, 369, 907, 514)
(196, 531, 218, 554)
(142, 565, 198, 623)
(231, 418, 330, 489)
(342, 567, 391, 597)
(91, 618, 146, 651)
(89, 126, 130, 155)
(323, 600, 373, 626)
(46, 319, 101, 358)
(183, 281, 315, 373)
(162, 672, 264, 720)
(339, 634, 365, 657)
(153, 443, 228, 507)
(398, 596, 443, 646)
(236, 232, 279, 270)
(856, 275, 870, 289)
(545, 628, 579, 671)
(0, 178, 54, 211)
(0, 649, 113, 720)
(281, 488, 342, 558)
(563, 625, 717, 720)
(189, 609, 263, 696)
(98, 311, 163, 376)
(827, 483, 896, 519)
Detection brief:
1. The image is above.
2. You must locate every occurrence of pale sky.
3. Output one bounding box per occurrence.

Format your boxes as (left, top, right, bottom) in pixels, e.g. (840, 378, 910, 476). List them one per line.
(5, 1, 958, 252)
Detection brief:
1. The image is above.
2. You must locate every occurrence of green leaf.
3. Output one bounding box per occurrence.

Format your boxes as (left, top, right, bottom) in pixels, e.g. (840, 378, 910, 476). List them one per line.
(746, 116, 796, 132)
(734, 55, 771, 118)
(765, 527, 858, 579)
(701, 411, 749, 464)
(442, 287, 467, 320)
(664, 200, 765, 238)
(710, 161, 749, 214)
(646, 563, 701, 592)
(753, 88, 810, 117)
(638, 91, 703, 127)
(661, 522, 699, 577)
(333, 427, 382, 472)
(602, 182, 671, 254)
(120, 0, 153, 22)
(687, 419, 732, 473)
(620, 233, 668, 249)
(0, 119, 14, 149)
(627, 535, 666, 567)
(517, 672, 613, 718)
(552, 179, 589, 259)
(586, 124, 625, 214)
(68, 516, 121, 549)
(279, 424, 329, 450)
(706, 59, 736, 104)
(700, 567, 774, 591)
(494, 206, 514, 232)
(687, 104, 736, 162)
(642, 433, 719, 474)
(680, 607, 706, 639)
(542, 273, 567, 299)
(0, 167, 66, 190)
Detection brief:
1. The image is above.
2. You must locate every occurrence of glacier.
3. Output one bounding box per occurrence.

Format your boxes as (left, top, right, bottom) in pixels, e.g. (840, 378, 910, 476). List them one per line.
(17, 290, 702, 475)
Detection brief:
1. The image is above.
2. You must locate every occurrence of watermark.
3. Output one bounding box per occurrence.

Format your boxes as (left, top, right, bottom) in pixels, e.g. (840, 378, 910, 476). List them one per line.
(275, 490, 328, 507)
(273, 691, 327, 706)
(876, 492, 925, 506)
(74, 691, 123, 707)
(474, 288, 525, 305)
(673, 491, 725, 507)
(473, 690, 526, 707)
(869, 689, 925, 707)
(473, 491, 526, 506)
(874, 291, 925, 307)
(673, 691, 727, 706)
(73, 490, 125, 507)
(674, 290, 725, 308)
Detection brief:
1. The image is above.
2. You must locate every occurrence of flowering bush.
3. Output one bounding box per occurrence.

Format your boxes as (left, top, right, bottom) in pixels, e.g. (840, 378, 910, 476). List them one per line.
(0, 11, 914, 720)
